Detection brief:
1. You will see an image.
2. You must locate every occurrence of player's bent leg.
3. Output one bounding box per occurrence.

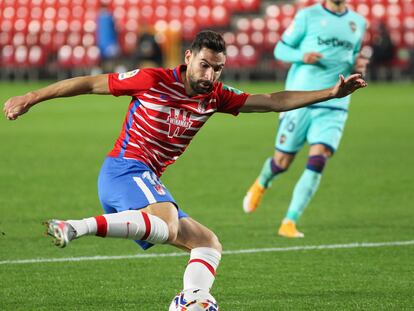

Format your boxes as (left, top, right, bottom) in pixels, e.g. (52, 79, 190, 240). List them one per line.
(243, 151, 294, 213)
(170, 217, 222, 292)
(279, 144, 332, 238)
(45, 202, 178, 248)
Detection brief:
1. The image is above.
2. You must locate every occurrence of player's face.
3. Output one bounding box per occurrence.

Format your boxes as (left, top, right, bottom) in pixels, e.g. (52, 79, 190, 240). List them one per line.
(185, 48, 226, 95)
(328, 0, 346, 6)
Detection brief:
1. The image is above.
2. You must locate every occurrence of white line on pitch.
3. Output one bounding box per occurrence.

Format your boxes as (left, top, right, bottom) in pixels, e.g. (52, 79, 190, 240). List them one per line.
(1, 240, 413, 266)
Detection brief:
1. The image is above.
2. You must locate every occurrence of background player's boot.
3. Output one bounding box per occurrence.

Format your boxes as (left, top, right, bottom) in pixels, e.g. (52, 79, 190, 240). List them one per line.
(278, 219, 304, 238)
(44, 219, 77, 248)
(243, 179, 266, 213)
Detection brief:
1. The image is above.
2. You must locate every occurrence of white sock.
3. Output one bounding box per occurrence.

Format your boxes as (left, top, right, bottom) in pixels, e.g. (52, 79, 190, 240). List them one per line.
(67, 218, 97, 237)
(183, 247, 221, 291)
(69, 210, 169, 244)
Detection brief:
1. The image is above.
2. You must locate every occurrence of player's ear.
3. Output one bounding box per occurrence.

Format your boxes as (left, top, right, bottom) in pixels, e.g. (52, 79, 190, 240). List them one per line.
(184, 50, 192, 65)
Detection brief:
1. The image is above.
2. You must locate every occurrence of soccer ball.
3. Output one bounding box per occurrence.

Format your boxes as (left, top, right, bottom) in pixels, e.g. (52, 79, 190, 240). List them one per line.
(168, 288, 219, 311)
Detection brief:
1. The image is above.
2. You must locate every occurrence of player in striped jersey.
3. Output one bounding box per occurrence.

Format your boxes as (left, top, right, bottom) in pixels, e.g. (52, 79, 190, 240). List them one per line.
(4, 30, 366, 295)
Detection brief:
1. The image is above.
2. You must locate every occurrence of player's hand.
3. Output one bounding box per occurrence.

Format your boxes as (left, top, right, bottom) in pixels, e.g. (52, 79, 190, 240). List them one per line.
(331, 74, 367, 98)
(303, 52, 323, 64)
(354, 54, 370, 76)
(3, 94, 34, 120)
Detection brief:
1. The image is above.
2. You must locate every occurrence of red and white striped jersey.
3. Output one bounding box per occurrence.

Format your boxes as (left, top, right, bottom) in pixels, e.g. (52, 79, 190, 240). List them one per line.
(108, 65, 249, 176)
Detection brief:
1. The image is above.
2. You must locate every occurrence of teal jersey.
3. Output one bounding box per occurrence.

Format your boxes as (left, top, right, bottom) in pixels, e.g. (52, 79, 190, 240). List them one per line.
(275, 3, 366, 110)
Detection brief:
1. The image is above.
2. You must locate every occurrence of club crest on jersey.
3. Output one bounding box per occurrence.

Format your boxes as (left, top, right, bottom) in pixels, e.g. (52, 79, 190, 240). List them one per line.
(349, 21, 357, 33)
(197, 98, 215, 113)
(279, 134, 287, 144)
(118, 69, 139, 80)
(167, 108, 193, 138)
(198, 99, 208, 113)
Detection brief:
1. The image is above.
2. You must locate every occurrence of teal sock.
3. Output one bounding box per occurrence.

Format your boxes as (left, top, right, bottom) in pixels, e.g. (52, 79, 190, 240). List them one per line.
(285, 169, 322, 222)
(258, 157, 285, 188)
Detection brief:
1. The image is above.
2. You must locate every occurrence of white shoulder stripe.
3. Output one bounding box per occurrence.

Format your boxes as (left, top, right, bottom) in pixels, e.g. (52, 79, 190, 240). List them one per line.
(159, 82, 186, 98)
(143, 93, 168, 102)
(172, 82, 185, 88)
(149, 88, 197, 102)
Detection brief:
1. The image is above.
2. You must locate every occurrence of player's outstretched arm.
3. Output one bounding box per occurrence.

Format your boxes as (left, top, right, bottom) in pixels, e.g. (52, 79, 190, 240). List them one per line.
(3, 74, 110, 120)
(240, 74, 367, 113)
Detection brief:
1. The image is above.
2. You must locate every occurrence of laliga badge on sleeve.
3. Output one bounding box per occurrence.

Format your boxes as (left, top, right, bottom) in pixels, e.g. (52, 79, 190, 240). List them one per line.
(118, 69, 140, 80)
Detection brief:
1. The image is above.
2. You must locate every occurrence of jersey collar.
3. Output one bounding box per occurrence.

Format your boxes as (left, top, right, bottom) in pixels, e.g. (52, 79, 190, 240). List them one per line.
(321, 2, 349, 17)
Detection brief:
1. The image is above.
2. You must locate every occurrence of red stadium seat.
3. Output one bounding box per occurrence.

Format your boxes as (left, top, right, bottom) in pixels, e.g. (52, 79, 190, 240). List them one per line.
(14, 45, 29, 67)
(222, 31, 236, 45)
(265, 4, 280, 19)
(28, 45, 47, 66)
(211, 5, 230, 27)
(57, 45, 73, 68)
(264, 31, 280, 51)
(241, 0, 260, 11)
(251, 31, 264, 47)
(240, 44, 258, 67)
(71, 45, 86, 66)
(236, 31, 250, 46)
(1, 45, 15, 68)
(182, 18, 199, 41)
(225, 44, 240, 68)
(84, 48, 100, 69)
(197, 5, 212, 26)
(236, 17, 251, 32)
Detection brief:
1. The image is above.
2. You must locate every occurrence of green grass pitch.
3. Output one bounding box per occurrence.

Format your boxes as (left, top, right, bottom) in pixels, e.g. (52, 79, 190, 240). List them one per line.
(0, 81, 413, 310)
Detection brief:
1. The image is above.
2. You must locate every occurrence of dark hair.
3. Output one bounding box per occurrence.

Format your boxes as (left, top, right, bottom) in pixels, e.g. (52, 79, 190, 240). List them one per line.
(190, 30, 226, 55)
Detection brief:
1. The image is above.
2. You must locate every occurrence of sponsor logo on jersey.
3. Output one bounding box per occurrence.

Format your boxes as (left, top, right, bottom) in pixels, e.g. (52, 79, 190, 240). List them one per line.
(167, 108, 193, 138)
(118, 69, 140, 80)
(317, 36, 354, 50)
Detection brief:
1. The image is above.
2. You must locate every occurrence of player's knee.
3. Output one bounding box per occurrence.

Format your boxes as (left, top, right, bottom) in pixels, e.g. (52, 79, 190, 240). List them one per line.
(306, 155, 327, 173)
(208, 232, 222, 254)
(193, 229, 222, 253)
(272, 155, 292, 172)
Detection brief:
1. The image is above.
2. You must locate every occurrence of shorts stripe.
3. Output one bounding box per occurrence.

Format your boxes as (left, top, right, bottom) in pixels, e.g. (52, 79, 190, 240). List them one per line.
(141, 212, 151, 240)
(133, 176, 156, 204)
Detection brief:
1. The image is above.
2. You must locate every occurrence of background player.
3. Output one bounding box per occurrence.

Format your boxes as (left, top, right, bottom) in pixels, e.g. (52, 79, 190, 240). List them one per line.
(243, 0, 369, 238)
(3, 31, 366, 297)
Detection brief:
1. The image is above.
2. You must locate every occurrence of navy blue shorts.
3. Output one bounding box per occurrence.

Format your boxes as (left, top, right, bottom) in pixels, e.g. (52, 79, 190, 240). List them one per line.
(97, 156, 188, 250)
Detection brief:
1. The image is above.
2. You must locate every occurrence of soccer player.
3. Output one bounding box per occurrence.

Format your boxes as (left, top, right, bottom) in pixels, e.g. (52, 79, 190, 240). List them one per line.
(3, 30, 366, 295)
(243, 0, 369, 238)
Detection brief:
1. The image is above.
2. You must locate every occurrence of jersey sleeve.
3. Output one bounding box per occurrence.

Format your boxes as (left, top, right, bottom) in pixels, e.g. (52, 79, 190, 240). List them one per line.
(281, 9, 307, 48)
(216, 84, 249, 116)
(274, 40, 305, 63)
(108, 68, 157, 97)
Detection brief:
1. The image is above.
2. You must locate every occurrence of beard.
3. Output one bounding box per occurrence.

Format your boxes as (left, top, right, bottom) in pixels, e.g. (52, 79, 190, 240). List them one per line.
(332, 0, 345, 5)
(188, 77, 214, 95)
